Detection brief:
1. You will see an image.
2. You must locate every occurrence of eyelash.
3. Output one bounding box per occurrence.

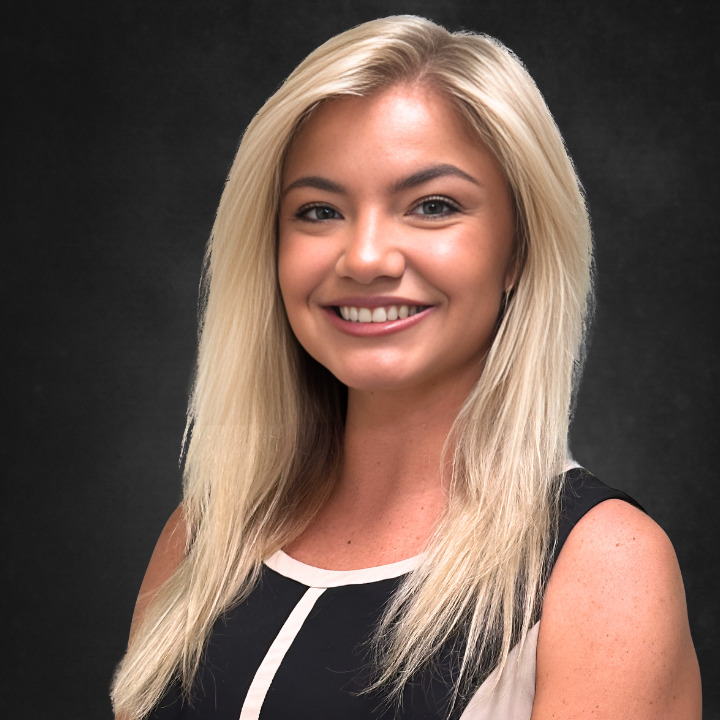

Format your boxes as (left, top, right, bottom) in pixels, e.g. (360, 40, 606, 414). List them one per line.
(295, 204, 343, 223)
(409, 195, 462, 218)
(294, 195, 462, 223)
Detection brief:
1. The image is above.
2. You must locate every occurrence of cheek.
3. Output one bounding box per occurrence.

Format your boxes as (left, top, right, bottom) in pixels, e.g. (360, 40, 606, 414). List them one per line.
(277, 231, 312, 294)
(276, 237, 295, 310)
(429, 235, 514, 300)
(277, 246, 306, 348)
(276, 234, 327, 336)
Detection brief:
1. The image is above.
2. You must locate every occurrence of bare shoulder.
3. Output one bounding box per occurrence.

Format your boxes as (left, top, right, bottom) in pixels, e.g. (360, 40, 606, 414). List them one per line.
(128, 504, 188, 639)
(533, 499, 701, 719)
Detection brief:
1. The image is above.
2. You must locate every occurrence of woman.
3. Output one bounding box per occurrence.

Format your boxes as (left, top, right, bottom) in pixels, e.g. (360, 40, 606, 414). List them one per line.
(112, 16, 701, 719)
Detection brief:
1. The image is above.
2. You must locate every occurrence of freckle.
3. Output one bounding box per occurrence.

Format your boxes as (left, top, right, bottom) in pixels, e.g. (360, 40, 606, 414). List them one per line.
(347, 540, 351, 544)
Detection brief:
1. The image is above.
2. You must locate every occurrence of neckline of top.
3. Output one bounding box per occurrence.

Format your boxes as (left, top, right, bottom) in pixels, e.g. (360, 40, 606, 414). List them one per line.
(264, 549, 422, 588)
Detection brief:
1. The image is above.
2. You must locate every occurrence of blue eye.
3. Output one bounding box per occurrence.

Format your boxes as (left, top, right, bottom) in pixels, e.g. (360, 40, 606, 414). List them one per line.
(411, 197, 460, 217)
(298, 205, 342, 222)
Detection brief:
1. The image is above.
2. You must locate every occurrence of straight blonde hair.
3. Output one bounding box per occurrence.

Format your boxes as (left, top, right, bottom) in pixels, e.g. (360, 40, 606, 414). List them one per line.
(112, 15, 592, 718)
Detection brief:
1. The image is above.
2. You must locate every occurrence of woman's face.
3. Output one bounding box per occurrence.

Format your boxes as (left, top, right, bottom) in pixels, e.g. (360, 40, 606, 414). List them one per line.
(277, 84, 516, 397)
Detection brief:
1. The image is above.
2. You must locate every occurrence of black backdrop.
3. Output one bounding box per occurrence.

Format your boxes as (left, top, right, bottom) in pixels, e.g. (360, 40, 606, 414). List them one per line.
(3, 1, 718, 717)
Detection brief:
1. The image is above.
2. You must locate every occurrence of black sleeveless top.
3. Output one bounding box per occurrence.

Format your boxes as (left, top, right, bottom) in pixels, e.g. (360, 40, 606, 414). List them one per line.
(149, 469, 641, 720)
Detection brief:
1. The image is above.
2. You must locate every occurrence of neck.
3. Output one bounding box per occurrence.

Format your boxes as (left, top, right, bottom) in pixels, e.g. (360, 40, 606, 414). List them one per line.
(340, 381, 469, 500)
(284, 373, 477, 569)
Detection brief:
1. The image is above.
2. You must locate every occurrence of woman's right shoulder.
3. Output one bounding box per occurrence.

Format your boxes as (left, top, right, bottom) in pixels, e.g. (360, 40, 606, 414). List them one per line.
(129, 504, 188, 639)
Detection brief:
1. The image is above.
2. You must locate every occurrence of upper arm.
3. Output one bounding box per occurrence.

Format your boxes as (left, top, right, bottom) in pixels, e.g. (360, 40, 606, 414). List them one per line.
(533, 500, 701, 720)
(128, 504, 187, 641)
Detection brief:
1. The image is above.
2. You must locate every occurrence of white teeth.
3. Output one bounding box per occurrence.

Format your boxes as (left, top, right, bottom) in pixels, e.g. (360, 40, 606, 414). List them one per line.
(338, 304, 424, 323)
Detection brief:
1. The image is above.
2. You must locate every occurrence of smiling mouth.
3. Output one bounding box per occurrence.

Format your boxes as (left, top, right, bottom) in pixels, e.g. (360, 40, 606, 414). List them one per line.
(335, 305, 429, 323)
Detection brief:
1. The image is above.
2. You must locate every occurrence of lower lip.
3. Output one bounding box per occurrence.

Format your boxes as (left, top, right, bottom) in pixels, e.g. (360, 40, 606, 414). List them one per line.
(323, 306, 434, 336)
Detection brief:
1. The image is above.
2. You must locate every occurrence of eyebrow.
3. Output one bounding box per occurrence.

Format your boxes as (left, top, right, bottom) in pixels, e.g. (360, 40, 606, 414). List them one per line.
(282, 176, 347, 197)
(281, 163, 481, 198)
(391, 164, 481, 192)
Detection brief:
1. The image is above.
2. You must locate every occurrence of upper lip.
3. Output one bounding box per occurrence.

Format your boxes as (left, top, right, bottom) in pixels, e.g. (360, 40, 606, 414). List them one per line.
(324, 296, 430, 309)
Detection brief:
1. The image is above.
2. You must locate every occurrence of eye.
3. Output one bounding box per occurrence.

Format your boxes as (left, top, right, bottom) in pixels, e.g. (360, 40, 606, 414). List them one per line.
(297, 204, 343, 222)
(409, 196, 461, 218)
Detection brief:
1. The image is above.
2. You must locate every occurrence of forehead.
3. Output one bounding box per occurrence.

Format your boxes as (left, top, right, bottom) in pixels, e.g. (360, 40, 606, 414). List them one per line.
(282, 84, 496, 184)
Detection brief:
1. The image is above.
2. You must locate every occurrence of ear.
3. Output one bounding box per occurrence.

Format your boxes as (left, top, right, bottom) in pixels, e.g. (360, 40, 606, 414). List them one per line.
(504, 248, 520, 293)
(504, 226, 527, 292)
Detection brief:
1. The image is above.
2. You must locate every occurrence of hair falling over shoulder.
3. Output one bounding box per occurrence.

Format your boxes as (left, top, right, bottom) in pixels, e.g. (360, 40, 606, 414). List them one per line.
(111, 15, 592, 719)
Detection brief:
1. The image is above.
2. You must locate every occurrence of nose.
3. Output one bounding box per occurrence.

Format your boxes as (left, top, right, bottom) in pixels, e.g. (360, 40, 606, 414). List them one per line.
(334, 213, 405, 284)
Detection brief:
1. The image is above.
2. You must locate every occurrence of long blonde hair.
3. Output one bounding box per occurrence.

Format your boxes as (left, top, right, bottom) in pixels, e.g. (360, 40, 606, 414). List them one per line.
(112, 16, 592, 718)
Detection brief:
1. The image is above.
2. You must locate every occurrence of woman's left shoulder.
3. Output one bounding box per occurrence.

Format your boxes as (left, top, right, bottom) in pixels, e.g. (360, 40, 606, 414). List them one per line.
(533, 499, 702, 719)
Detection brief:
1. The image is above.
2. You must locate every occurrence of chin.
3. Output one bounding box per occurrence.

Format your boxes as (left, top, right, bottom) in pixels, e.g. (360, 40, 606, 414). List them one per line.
(320, 361, 413, 393)
(335, 372, 410, 393)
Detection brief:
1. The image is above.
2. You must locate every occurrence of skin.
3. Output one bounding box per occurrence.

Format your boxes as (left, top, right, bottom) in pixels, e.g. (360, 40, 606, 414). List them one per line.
(278, 86, 517, 400)
(126, 85, 701, 717)
(533, 500, 701, 719)
(278, 85, 516, 568)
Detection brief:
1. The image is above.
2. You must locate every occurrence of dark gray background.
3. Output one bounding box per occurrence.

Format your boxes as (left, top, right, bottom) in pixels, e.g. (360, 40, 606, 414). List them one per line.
(3, 1, 718, 717)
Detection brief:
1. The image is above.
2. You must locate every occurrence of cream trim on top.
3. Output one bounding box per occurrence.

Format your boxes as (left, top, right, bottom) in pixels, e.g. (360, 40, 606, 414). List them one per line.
(264, 549, 422, 588)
